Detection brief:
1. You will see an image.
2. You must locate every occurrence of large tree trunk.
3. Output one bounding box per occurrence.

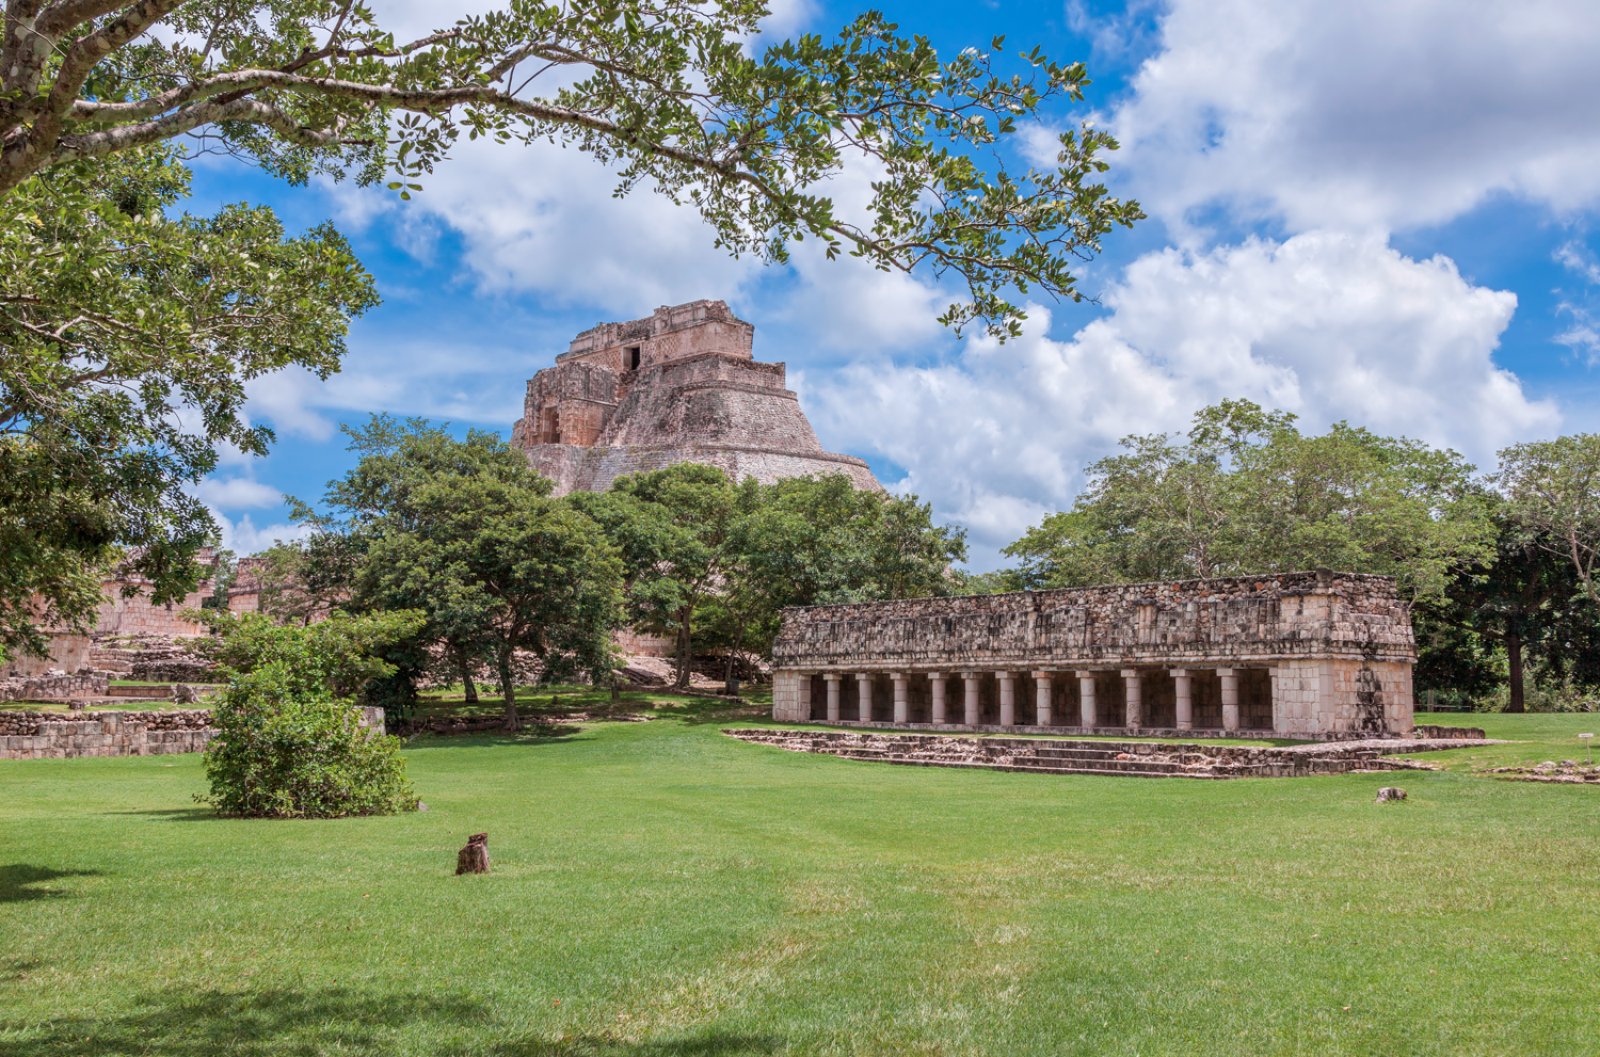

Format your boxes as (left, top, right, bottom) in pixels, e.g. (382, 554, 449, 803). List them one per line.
(673, 612, 692, 690)
(1506, 624, 1526, 714)
(498, 647, 519, 731)
(455, 645, 478, 704)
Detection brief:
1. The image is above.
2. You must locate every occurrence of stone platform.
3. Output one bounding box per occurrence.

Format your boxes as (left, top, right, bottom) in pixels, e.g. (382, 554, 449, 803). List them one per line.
(725, 728, 1489, 779)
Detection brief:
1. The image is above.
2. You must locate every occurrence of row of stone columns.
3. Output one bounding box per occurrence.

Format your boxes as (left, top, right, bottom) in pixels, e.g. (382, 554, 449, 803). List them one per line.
(815, 668, 1248, 732)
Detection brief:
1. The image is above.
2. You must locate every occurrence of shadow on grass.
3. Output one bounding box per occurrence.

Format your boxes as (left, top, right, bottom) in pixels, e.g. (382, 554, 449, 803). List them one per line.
(649, 697, 769, 727)
(404, 724, 592, 749)
(0, 987, 780, 1057)
(0, 864, 101, 903)
(493, 1034, 782, 1056)
(108, 807, 222, 823)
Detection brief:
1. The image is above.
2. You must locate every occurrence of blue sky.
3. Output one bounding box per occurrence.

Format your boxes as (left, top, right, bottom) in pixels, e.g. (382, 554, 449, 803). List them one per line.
(186, 0, 1600, 568)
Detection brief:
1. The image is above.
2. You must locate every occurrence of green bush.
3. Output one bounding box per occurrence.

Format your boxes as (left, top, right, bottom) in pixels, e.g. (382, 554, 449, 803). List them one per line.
(202, 665, 417, 818)
(198, 612, 422, 819)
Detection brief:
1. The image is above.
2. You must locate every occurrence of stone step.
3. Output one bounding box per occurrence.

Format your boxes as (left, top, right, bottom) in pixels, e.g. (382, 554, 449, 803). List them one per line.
(726, 729, 1434, 781)
(824, 747, 1221, 777)
(827, 753, 1231, 779)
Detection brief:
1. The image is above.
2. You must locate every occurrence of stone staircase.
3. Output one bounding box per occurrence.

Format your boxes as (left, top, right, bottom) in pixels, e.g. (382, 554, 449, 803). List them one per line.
(725, 729, 1443, 779)
(88, 634, 215, 682)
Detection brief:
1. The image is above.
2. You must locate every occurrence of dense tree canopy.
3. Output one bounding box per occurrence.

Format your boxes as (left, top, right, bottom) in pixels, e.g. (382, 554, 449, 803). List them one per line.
(571, 466, 965, 688)
(568, 463, 745, 688)
(0, 146, 375, 658)
(0, 0, 1140, 335)
(306, 417, 624, 729)
(1417, 518, 1590, 711)
(1004, 400, 1495, 603)
(1497, 434, 1600, 607)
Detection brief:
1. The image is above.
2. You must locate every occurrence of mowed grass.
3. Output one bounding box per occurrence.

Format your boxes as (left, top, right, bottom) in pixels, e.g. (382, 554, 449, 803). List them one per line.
(1, 707, 1597, 1056)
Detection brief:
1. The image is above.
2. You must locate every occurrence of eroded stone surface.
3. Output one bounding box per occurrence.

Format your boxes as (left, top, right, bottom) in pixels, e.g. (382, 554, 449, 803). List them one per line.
(771, 571, 1419, 738)
(0, 706, 385, 760)
(511, 300, 880, 494)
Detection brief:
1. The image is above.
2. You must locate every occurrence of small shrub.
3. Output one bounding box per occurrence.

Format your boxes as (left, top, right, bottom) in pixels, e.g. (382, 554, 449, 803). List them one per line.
(203, 663, 418, 818)
(197, 612, 423, 819)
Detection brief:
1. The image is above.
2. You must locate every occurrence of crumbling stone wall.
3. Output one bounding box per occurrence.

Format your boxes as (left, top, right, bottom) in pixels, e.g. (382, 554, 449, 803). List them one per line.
(0, 706, 385, 760)
(0, 709, 214, 758)
(561, 299, 755, 373)
(771, 571, 1417, 738)
(774, 571, 1413, 669)
(1, 633, 92, 678)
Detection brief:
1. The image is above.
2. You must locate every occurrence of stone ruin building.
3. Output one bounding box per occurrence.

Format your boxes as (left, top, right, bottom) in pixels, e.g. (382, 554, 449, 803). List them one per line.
(770, 570, 1416, 739)
(1, 549, 262, 697)
(511, 299, 881, 495)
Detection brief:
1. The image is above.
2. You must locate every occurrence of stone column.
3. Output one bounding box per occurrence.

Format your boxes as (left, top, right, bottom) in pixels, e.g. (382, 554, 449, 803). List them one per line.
(1219, 667, 1240, 733)
(891, 672, 910, 725)
(930, 674, 948, 725)
(1317, 662, 1334, 735)
(856, 673, 875, 723)
(1032, 671, 1053, 727)
(1076, 671, 1097, 728)
(962, 671, 981, 726)
(824, 674, 842, 723)
(997, 673, 1018, 727)
(1121, 669, 1143, 730)
(1172, 668, 1193, 731)
(796, 673, 813, 722)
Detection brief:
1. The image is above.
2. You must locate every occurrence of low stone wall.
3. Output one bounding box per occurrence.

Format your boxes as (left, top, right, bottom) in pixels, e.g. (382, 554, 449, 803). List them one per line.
(0, 670, 109, 703)
(0, 705, 386, 760)
(0, 709, 214, 759)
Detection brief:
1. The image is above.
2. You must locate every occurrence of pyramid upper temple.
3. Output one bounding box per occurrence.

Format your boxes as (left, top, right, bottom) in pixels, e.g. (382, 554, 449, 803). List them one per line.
(510, 300, 881, 494)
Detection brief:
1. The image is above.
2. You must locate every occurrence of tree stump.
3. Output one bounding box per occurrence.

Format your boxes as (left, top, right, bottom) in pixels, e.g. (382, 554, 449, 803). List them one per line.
(456, 832, 490, 874)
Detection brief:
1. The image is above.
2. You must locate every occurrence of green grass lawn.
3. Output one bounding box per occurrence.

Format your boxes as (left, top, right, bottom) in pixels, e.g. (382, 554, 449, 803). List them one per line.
(1, 706, 1597, 1056)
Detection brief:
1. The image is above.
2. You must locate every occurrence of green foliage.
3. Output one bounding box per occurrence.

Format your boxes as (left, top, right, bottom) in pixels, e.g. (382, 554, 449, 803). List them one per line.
(703, 474, 967, 665)
(196, 609, 426, 700)
(202, 665, 418, 819)
(311, 418, 624, 728)
(571, 468, 966, 684)
(569, 463, 740, 688)
(0, 2, 1139, 337)
(198, 611, 423, 819)
(951, 567, 1026, 595)
(1004, 400, 1495, 603)
(1497, 433, 1600, 606)
(0, 146, 376, 658)
(1417, 515, 1600, 711)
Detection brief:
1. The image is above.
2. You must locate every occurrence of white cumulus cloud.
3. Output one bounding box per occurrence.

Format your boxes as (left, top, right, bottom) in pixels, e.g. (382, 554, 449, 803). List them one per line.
(1112, 0, 1600, 234)
(211, 514, 312, 557)
(194, 476, 283, 510)
(808, 230, 1560, 567)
